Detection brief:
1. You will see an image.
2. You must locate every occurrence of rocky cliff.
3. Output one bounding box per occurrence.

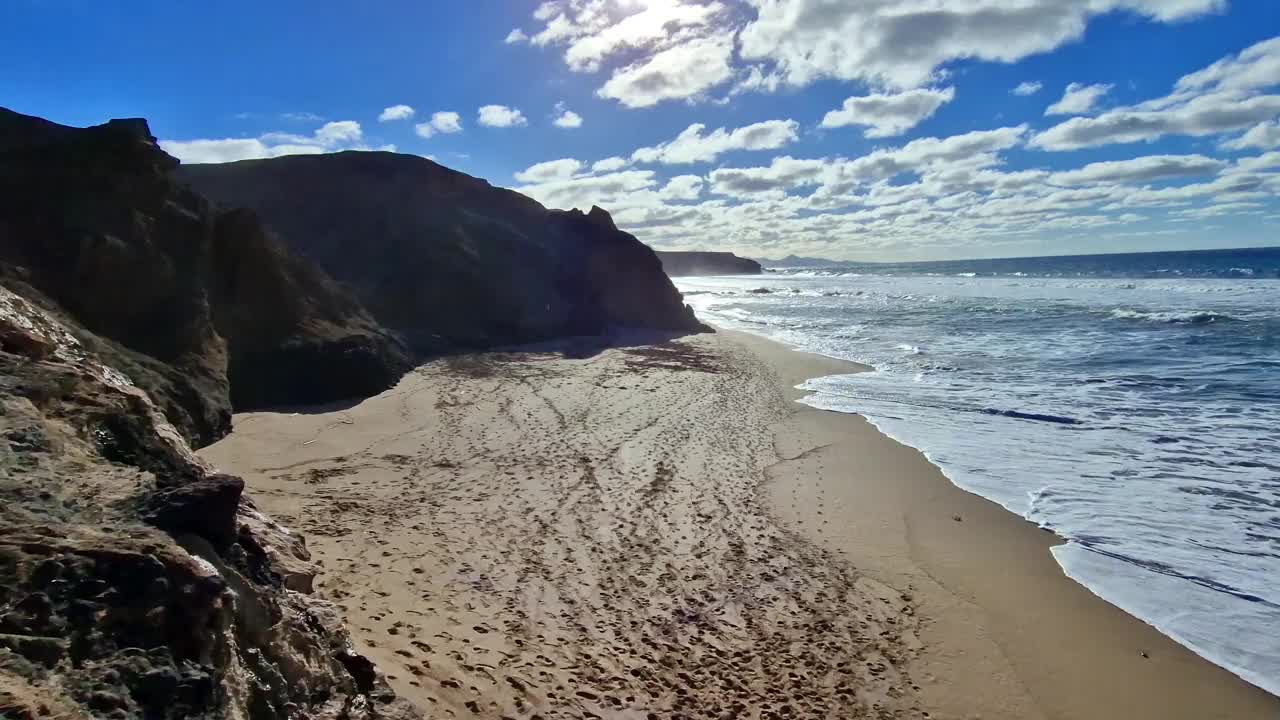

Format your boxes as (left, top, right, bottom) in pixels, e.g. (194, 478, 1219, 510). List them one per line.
(0, 286, 417, 719)
(177, 152, 707, 354)
(655, 251, 763, 277)
(0, 108, 711, 719)
(0, 108, 412, 447)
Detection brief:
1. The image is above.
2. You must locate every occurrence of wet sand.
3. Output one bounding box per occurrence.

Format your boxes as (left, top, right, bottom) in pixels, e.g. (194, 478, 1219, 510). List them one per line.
(200, 329, 1279, 719)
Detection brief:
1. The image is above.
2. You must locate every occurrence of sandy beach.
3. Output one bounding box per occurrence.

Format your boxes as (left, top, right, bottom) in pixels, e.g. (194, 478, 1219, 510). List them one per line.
(200, 329, 1279, 719)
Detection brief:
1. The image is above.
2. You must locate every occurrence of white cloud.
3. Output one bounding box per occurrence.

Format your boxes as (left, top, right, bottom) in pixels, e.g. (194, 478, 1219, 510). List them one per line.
(280, 111, 324, 122)
(1172, 201, 1264, 220)
(1173, 36, 1280, 95)
(704, 126, 1030, 199)
(552, 102, 583, 128)
(597, 33, 735, 108)
(845, 126, 1029, 181)
(478, 104, 528, 128)
(518, 0, 1227, 112)
(378, 104, 416, 122)
(160, 138, 314, 164)
(514, 158, 584, 183)
(513, 124, 1254, 259)
(523, 0, 726, 73)
(659, 175, 704, 201)
(313, 120, 362, 145)
(592, 156, 629, 173)
(502, 12, 1274, 258)
(612, 132, 1267, 256)
(1045, 82, 1113, 115)
(414, 111, 463, 138)
(562, 0, 726, 73)
(533, 2, 560, 22)
(631, 119, 800, 165)
(1234, 151, 1280, 173)
(1050, 154, 1227, 185)
(1033, 95, 1280, 150)
(505, 28, 528, 44)
(516, 169, 659, 210)
(161, 120, 376, 164)
(1033, 37, 1280, 150)
(431, 111, 462, 133)
(736, 0, 1224, 90)
(709, 156, 828, 197)
(1222, 120, 1280, 150)
(731, 66, 784, 96)
(820, 87, 955, 137)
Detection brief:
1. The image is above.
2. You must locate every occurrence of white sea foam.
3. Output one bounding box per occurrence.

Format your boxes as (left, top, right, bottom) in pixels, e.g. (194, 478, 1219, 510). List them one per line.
(1109, 308, 1237, 324)
(677, 270, 1280, 696)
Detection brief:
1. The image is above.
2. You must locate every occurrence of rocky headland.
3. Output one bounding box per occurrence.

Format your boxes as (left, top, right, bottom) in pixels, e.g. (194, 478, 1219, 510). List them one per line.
(654, 251, 762, 277)
(177, 153, 707, 354)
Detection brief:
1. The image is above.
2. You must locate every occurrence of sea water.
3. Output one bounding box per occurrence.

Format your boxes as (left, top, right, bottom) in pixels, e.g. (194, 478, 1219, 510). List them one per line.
(675, 247, 1280, 695)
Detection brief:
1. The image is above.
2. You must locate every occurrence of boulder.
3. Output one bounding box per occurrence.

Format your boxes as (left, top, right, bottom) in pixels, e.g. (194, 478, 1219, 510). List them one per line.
(142, 474, 245, 551)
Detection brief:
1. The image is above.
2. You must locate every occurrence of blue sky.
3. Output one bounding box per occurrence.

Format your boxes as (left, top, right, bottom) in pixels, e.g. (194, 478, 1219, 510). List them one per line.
(3, 0, 1279, 261)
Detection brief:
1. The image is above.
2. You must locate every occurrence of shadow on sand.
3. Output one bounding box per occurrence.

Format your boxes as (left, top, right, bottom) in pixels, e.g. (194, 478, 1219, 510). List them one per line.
(256, 326, 713, 415)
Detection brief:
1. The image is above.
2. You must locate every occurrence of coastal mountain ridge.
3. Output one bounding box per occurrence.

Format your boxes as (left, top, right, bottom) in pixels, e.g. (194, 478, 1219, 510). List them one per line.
(755, 255, 844, 269)
(177, 152, 706, 354)
(655, 251, 762, 276)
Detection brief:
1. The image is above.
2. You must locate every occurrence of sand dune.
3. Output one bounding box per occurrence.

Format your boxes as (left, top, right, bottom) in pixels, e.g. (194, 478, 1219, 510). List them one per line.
(201, 330, 1279, 719)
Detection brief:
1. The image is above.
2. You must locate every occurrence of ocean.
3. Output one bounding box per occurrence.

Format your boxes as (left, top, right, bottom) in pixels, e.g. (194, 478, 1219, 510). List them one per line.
(674, 246, 1280, 695)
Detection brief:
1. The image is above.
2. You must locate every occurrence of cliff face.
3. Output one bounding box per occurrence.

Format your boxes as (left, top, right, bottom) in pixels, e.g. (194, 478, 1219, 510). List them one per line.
(0, 110, 709, 718)
(176, 152, 707, 354)
(0, 109, 411, 445)
(655, 251, 763, 277)
(0, 287, 417, 719)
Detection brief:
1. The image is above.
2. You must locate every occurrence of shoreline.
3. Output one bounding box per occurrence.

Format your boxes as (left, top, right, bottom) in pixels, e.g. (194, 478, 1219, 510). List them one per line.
(200, 328, 1278, 719)
(730, 328, 1278, 717)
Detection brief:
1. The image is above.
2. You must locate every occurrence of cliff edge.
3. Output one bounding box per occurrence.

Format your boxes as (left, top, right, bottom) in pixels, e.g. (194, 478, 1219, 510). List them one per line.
(0, 108, 412, 446)
(177, 152, 708, 354)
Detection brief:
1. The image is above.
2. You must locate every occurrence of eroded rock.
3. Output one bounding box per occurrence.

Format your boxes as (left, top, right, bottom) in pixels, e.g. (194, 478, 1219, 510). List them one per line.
(0, 284, 417, 719)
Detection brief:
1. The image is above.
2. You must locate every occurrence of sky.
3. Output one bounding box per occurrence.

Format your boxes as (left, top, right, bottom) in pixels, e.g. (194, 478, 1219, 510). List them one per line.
(3, 1, 1279, 261)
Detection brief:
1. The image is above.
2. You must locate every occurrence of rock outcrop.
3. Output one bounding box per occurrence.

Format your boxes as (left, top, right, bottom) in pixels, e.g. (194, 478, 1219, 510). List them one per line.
(177, 152, 708, 354)
(0, 286, 417, 719)
(655, 251, 763, 277)
(0, 108, 412, 446)
(0, 108, 714, 719)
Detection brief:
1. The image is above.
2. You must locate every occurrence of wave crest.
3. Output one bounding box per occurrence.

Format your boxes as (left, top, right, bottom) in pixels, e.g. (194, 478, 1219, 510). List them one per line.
(1109, 309, 1236, 324)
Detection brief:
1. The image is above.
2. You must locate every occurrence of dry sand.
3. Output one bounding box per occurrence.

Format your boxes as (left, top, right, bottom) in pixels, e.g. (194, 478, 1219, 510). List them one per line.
(200, 329, 1279, 719)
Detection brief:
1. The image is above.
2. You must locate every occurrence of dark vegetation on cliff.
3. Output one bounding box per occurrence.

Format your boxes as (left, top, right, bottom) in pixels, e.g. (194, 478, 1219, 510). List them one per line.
(655, 251, 763, 277)
(177, 152, 707, 354)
